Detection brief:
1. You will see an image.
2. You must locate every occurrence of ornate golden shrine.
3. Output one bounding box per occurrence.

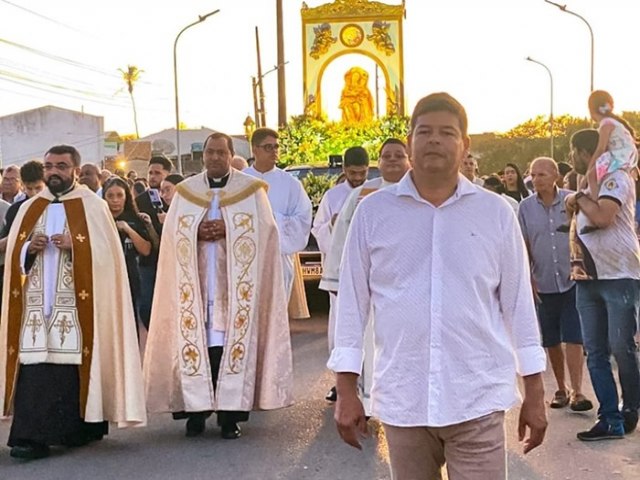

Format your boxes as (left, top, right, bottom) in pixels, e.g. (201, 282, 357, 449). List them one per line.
(301, 0, 405, 122)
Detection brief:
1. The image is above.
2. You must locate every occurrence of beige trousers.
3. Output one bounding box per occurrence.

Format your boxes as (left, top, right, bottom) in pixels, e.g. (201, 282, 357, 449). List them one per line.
(383, 411, 506, 480)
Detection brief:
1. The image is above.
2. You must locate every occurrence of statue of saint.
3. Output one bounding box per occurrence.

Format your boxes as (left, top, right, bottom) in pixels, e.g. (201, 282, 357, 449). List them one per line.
(339, 67, 374, 124)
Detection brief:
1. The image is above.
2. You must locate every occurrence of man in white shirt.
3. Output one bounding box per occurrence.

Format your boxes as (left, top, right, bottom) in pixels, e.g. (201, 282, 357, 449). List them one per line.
(329, 93, 547, 479)
(245, 128, 312, 299)
(460, 153, 484, 185)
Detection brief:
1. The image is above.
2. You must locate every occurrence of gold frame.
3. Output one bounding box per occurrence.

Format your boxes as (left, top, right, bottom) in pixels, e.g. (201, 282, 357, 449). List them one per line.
(301, 0, 405, 119)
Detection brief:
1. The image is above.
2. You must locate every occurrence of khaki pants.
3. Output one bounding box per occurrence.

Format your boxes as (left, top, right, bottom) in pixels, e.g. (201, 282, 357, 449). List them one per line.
(383, 411, 506, 480)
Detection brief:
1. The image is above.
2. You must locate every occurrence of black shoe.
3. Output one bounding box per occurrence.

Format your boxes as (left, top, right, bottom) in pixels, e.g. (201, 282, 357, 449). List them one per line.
(185, 414, 206, 437)
(10, 443, 50, 460)
(325, 386, 337, 402)
(577, 420, 624, 441)
(623, 409, 638, 434)
(220, 423, 242, 440)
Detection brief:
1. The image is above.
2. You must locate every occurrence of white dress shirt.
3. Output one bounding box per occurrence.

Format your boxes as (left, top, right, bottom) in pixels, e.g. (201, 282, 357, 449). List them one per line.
(311, 181, 355, 256)
(327, 173, 546, 427)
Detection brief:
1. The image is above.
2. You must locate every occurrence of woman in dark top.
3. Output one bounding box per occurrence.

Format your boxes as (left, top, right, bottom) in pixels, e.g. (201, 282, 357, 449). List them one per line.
(102, 177, 151, 331)
(502, 162, 530, 202)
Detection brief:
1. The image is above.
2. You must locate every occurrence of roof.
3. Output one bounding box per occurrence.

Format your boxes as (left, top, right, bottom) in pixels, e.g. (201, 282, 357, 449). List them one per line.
(0, 105, 103, 121)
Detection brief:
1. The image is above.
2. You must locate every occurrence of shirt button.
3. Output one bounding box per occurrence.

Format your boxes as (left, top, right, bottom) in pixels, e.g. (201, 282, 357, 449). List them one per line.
(556, 272, 560, 276)
(552, 246, 556, 250)
(551, 232, 555, 236)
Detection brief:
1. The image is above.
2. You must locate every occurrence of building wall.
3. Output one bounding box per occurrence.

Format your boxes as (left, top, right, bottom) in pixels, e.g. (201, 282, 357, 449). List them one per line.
(0, 107, 104, 167)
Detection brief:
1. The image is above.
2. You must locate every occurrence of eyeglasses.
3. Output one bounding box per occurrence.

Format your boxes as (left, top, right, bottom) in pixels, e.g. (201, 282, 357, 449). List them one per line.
(44, 163, 73, 171)
(256, 143, 280, 152)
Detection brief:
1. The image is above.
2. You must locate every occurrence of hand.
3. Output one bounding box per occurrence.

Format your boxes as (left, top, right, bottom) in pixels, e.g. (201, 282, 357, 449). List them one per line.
(157, 212, 166, 224)
(27, 233, 49, 254)
(50, 233, 72, 251)
(198, 219, 225, 242)
(116, 221, 131, 234)
(335, 391, 369, 450)
(518, 375, 547, 454)
(138, 212, 152, 225)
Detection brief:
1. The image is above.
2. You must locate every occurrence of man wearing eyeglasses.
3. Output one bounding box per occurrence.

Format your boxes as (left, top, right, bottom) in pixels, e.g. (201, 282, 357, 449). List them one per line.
(0, 145, 146, 460)
(245, 128, 312, 299)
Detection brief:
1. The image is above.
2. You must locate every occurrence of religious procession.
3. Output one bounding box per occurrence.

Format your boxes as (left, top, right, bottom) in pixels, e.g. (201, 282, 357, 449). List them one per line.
(1, 1, 639, 479)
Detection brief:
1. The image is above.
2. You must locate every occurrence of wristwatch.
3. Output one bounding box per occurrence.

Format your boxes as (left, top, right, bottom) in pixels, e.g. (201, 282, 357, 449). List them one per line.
(574, 191, 586, 202)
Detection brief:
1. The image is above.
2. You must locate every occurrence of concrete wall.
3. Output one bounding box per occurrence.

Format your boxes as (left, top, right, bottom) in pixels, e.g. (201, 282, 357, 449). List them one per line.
(0, 106, 104, 167)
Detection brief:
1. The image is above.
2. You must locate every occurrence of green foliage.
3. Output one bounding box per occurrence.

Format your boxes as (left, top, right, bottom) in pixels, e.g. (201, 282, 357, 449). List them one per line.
(278, 115, 409, 167)
(302, 172, 338, 212)
(475, 114, 596, 175)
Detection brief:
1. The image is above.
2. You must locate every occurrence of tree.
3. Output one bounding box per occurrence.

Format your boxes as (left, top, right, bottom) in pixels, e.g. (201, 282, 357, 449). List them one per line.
(119, 65, 143, 139)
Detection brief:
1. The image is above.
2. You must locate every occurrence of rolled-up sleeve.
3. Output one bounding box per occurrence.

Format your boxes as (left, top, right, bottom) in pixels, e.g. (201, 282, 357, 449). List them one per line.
(327, 203, 371, 374)
(499, 209, 546, 376)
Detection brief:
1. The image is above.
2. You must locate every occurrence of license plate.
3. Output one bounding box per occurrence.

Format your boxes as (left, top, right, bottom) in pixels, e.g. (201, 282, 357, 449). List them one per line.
(301, 265, 323, 277)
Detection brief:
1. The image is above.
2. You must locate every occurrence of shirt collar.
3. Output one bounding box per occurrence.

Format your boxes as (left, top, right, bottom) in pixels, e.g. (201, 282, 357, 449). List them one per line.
(395, 172, 478, 206)
(534, 187, 561, 206)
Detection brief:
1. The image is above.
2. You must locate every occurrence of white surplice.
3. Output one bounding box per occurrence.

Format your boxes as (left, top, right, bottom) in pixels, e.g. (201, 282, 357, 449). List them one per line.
(311, 181, 356, 256)
(205, 192, 225, 347)
(20, 204, 66, 317)
(244, 166, 312, 297)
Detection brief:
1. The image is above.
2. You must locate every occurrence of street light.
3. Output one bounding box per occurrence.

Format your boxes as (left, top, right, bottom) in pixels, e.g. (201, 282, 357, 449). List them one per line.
(526, 56, 554, 158)
(173, 9, 220, 174)
(252, 61, 289, 128)
(544, 0, 594, 92)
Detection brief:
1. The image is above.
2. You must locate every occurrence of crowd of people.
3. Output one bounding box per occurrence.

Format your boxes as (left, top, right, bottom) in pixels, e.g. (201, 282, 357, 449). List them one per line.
(0, 90, 638, 480)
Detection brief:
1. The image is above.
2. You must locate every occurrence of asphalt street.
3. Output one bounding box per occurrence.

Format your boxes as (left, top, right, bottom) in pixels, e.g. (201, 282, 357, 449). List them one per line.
(0, 290, 638, 479)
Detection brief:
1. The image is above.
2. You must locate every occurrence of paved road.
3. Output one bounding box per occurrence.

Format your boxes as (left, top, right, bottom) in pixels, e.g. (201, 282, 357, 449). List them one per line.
(0, 309, 638, 479)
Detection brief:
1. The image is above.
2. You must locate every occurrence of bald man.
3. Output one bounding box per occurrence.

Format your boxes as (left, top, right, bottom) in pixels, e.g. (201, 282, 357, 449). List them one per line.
(231, 155, 248, 171)
(79, 164, 102, 194)
(518, 157, 592, 413)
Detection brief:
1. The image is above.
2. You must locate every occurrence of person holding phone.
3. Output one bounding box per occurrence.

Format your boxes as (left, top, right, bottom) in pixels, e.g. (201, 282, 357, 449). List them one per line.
(134, 155, 172, 331)
(103, 176, 151, 334)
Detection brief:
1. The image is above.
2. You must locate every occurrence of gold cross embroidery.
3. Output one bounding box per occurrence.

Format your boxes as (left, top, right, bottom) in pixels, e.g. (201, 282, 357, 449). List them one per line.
(12, 288, 20, 298)
(25, 313, 43, 346)
(83, 346, 90, 357)
(75, 234, 86, 243)
(8, 346, 15, 356)
(79, 290, 90, 301)
(54, 315, 74, 347)
(19, 232, 26, 241)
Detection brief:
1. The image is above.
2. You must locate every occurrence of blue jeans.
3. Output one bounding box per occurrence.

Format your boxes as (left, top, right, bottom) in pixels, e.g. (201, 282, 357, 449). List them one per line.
(138, 265, 157, 331)
(576, 279, 640, 427)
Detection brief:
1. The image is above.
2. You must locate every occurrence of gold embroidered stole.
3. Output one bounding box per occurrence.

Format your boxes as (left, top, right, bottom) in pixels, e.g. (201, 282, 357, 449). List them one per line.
(173, 179, 262, 409)
(4, 198, 94, 416)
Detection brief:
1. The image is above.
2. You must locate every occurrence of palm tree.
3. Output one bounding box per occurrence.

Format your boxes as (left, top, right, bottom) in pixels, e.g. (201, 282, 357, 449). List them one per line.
(119, 65, 143, 139)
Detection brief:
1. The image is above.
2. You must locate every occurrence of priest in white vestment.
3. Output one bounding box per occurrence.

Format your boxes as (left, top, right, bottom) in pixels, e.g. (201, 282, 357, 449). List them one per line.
(245, 128, 312, 299)
(0, 145, 146, 460)
(144, 133, 293, 440)
(319, 138, 411, 412)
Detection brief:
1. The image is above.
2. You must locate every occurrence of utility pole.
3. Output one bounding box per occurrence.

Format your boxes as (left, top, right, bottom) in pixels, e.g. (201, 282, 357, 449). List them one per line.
(251, 76, 261, 128)
(276, 0, 287, 126)
(255, 26, 267, 127)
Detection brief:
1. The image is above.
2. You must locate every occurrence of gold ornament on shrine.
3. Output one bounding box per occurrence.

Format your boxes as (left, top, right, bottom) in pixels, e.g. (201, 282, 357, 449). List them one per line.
(301, 0, 405, 123)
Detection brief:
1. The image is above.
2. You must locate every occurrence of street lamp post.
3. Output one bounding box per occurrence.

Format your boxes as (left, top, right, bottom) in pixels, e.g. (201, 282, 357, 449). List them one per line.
(173, 9, 220, 174)
(544, 0, 594, 92)
(252, 62, 289, 129)
(526, 56, 554, 158)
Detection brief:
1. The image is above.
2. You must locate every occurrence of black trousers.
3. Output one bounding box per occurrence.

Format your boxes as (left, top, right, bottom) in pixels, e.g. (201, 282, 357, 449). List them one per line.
(8, 364, 108, 447)
(173, 346, 249, 426)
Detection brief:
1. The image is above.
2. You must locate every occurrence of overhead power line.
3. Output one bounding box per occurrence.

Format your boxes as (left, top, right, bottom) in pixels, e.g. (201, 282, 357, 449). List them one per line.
(0, 0, 93, 36)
